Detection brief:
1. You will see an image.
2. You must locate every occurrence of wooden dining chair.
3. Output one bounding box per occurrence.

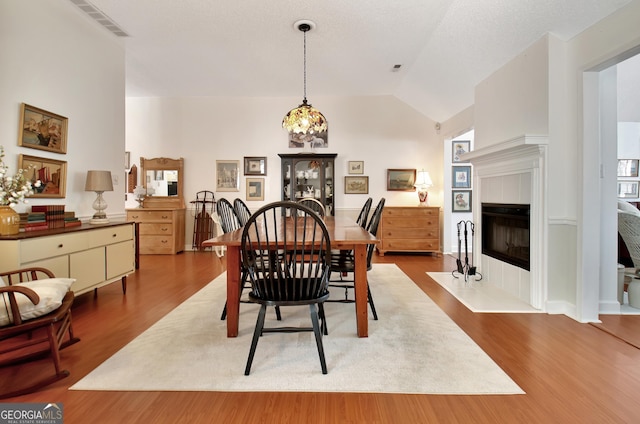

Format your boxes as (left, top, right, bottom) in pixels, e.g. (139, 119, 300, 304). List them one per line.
(356, 197, 373, 229)
(217, 198, 281, 321)
(297, 198, 325, 218)
(216, 198, 241, 234)
(242, 201, 332, 375)
(327, 198, 385, 320)
(233, 198, 252, 227)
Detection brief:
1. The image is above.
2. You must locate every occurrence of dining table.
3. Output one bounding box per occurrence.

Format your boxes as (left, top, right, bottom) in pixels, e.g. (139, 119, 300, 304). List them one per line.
(202, 215, 378, 338)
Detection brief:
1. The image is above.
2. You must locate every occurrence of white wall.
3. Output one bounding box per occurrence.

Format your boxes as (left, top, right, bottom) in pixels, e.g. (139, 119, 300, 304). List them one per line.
(0, 1, 125, 218)
(125, 95, 441, 213)
(473, 36, 550, 150)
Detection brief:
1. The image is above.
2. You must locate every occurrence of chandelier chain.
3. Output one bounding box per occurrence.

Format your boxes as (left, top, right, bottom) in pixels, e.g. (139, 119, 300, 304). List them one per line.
(303, 28, 307, 101)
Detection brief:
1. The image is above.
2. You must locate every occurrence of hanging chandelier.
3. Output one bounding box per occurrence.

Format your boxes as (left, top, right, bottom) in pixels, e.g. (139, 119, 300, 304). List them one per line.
(282, 20, 328, 136)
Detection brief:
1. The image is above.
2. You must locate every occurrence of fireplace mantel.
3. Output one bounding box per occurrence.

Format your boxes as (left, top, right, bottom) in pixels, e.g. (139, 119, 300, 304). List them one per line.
(462, 135, 548, 166)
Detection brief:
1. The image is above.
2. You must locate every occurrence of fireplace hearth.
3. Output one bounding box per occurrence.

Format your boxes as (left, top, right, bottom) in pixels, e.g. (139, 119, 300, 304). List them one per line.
(481, 203, 530, 271)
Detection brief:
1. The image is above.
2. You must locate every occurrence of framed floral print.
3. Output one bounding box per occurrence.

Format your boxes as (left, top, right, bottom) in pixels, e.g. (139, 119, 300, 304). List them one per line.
(18, 103, 68, 154)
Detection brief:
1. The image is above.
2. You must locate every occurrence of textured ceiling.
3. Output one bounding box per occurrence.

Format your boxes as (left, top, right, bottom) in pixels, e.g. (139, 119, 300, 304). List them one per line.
(82, 0, 634, 122)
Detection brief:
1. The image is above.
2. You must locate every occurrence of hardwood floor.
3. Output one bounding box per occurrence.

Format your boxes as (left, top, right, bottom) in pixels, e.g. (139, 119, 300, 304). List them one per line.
(3, 252, 640, 423)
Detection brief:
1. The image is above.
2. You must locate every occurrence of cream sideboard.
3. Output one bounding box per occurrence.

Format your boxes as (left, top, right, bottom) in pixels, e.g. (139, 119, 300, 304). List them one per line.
(0, 222, 135, 295)
(377, 206, 441, 256)
(126, 208, 185, 254)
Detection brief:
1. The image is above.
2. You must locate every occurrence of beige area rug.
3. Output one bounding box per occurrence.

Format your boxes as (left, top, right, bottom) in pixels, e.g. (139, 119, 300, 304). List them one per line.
(427, 272, 542, 313)
(71, 264, 523, 394)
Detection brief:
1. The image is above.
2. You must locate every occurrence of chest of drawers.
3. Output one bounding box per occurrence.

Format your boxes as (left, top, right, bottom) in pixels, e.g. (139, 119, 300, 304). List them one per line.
(126, 208, 185, 254)
(377, 206, 440, 256)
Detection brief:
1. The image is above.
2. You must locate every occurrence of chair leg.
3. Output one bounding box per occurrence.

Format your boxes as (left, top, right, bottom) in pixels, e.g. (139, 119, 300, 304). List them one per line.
(318, 303, 328, 335)
(310, 304, 328, 374)
(244, 304, 267, 375)
(275, 306, 282, 321)
(367, 284, 378, 320)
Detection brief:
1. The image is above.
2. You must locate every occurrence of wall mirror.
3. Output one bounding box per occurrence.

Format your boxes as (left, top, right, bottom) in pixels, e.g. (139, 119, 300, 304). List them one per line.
(140, 157, 185, 208)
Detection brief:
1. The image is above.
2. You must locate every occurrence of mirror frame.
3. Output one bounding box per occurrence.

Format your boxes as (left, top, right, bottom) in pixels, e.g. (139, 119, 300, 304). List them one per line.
(140, 157, 185, 208)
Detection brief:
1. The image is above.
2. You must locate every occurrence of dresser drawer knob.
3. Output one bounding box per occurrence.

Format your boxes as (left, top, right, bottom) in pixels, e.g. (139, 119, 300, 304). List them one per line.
(58, 244, 63, 248)
(162, 215, 169, 219)
(112, 233, 117, 237)
(131, 215, 139, 219)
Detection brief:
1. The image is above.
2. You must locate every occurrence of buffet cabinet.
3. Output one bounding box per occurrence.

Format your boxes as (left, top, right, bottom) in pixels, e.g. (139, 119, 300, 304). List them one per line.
(126, 208, 185, 254)
(0, 222, 135, 295)
(278, 153, 337, 216)
(377, 206, 441, 256)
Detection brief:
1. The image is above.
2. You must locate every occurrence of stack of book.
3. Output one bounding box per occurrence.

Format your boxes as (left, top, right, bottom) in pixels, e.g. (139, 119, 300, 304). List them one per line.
(18, 206, 81, 232)
(19, 211, 48, 232)
(64, 211, 81, 228)
(32, 205, 66, 229)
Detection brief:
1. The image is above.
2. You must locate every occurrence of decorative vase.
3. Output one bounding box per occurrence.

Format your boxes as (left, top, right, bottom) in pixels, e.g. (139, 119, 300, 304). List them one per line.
(0, 205, 20, 236)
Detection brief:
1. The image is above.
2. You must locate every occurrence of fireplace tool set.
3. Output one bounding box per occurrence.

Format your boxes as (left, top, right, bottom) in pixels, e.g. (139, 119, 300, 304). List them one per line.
(453, 220, 483, 282)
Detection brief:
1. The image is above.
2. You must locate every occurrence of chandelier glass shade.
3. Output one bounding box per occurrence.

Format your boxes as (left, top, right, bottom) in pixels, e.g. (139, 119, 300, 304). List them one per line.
(282, 99, 327, 135)
(282, 21, 327, 135)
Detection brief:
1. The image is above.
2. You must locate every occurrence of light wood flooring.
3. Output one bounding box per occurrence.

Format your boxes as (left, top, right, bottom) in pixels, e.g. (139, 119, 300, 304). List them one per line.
(2, 252, 640, 423)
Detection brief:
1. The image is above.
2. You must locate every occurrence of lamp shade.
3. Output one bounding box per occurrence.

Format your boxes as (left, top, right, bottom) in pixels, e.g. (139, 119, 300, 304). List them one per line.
(415, 170, 433, 188)
(85, 170, 113, 192)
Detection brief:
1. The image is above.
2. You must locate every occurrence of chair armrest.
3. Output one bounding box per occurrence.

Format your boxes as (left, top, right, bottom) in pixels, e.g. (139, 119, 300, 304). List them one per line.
(0, 286, 40, 326)
(0, 267, 56, 285)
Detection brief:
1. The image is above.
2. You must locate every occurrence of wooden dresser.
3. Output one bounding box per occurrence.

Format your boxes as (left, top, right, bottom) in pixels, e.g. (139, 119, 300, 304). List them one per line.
(377, 206, 440, 256)
(126, 208, 185, 254)
(0, 222, 135, 295)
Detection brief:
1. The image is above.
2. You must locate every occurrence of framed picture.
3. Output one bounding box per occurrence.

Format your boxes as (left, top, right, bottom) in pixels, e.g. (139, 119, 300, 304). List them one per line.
(344, 176, 369, 194)
(618, 181, 639, 198)
(216, 160, 240, 192)
(452, 165, 472, 188)
(452, 190, 472, 212)
(387, 169, 416, 191)
(244, 156, 267, 176)
(617, 159, 639, 177)
(19, 154, 67, 198)
(288, 131, 328, 149)
(125, 151, 131, 169)
(246, 178, 264, 201)
(348, 161, 364, 174)
(452, 140, 470, 163)
(18, 103, 68, 154)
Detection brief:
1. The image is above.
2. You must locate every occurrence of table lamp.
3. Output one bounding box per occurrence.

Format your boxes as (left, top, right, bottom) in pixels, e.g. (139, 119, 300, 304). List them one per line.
(414, 169, 433, 206)
(85, 170, 114, 224)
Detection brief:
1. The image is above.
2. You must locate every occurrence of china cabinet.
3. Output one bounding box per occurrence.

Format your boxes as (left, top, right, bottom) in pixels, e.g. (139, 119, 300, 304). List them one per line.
(278, 153, 337, 216)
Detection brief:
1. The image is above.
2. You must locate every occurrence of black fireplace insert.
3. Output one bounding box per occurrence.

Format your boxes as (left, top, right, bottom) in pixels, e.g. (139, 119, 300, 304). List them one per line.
(481, 203, 530, 271)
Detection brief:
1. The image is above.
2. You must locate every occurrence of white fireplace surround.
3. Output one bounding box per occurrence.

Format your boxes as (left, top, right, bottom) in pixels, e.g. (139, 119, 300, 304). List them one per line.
(464, 135, 548, 310)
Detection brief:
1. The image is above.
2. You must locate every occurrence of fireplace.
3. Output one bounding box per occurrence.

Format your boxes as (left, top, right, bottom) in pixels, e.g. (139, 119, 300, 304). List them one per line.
(482, 203, 530, 271)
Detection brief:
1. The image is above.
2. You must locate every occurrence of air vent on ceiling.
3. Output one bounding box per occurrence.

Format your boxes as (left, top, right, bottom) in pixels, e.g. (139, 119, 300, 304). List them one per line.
(69, 0, 129, 37)
(392, 64, 402, 72)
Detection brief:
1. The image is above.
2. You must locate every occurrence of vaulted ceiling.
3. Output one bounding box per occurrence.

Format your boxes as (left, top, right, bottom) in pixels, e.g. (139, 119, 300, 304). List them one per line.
(79, 0, 634, 122)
